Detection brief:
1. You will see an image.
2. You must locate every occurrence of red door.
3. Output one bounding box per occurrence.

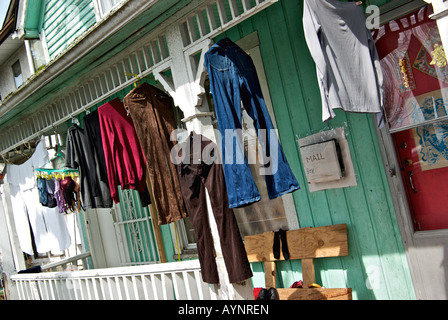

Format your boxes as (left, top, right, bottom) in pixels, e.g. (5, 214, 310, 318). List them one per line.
(374, 6, 448, 231)
(392, 123, 448, 231)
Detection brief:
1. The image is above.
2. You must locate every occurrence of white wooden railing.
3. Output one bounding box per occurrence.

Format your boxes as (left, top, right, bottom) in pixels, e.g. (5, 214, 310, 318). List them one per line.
(10, 260, 215, 300)
(40, 252, 92, 272)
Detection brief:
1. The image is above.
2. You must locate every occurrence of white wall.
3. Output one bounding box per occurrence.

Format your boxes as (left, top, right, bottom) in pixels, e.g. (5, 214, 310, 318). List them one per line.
(0, 44, 31, 100)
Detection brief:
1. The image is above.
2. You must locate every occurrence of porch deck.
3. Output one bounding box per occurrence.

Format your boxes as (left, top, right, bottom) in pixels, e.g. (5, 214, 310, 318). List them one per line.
(10, 259, 215, 300)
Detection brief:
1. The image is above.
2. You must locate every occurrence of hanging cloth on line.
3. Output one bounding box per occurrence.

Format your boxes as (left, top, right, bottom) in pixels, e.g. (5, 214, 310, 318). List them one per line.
(97, 97, 152, 207)
(123, 82, 187, 225)
(302, 0, 385, 126)
(65, 118, 113, 210)
(6, 139, 71, 255)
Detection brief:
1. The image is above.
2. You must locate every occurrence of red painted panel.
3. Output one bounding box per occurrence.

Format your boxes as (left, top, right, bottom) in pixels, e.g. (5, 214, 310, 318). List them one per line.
(393, 129, 448, 231)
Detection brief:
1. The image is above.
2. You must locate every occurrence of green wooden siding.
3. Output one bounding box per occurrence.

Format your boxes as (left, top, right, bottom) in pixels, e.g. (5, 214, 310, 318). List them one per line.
(216, 0, 416, 300)
(43, 0, 97, 59)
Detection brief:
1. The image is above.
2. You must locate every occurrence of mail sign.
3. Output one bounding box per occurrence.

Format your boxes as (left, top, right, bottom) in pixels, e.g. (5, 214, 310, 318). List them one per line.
(300, 140, 342, 184)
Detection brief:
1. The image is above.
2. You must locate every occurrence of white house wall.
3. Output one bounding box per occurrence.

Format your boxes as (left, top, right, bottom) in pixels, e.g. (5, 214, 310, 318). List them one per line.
(0, 44, 31, 101)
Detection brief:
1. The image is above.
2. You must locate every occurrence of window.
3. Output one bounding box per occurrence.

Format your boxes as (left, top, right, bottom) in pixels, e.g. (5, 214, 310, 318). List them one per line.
(29, 39, 47, 71)
(96, 0, 122, 17)
(12, 60, 23, 88)
(225, 34, 299, 237)
(374, 5, 448, 231)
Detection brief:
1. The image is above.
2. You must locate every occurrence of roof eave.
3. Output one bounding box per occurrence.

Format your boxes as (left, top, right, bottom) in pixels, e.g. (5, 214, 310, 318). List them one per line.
(0, 0, 188, 126)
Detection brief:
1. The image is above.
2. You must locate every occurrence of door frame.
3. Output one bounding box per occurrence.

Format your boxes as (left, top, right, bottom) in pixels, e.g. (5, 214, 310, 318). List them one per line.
(376, 121, 448, 299)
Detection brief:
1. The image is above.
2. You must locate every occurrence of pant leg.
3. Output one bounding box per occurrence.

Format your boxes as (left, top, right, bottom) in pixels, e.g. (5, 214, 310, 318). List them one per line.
(234, 47, 301, 199)
(204, 40, 261, 208)
(204, 162, 253, 284)
(42, 207, 71, 253)
(9, 185, 34, 255)
(21, 188, 51, 254)
(176, 164, 220, 284)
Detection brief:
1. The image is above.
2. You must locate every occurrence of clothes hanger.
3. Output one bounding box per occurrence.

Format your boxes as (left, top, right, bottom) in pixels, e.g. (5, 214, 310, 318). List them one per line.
(125, 72, 142, 88)
(35, 144, 79, 179)
(125, 72, 158, 88)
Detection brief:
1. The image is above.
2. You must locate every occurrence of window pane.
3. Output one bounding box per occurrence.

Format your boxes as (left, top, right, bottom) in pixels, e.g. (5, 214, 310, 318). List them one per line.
(12, 60, 23, 88)
(374, 6, 448, 132)
(100, 0, 121, 15)
(30, 40, 46, 71)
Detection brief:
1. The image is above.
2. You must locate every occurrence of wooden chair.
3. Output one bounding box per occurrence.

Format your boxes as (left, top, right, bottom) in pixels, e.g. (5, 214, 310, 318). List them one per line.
(244, 224, 352, 300)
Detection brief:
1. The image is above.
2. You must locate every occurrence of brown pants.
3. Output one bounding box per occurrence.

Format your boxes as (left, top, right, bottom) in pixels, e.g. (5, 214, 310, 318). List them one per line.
(123, 82, 187, 225)
(176, 133, 253, 284)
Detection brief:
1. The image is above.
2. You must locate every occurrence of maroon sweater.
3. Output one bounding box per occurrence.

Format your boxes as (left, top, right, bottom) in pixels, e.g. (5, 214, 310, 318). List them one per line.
(98, 97, 147, 203)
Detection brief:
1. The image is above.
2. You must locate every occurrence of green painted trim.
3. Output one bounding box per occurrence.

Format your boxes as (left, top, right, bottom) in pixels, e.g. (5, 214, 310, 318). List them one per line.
(24, 0, 45, 39)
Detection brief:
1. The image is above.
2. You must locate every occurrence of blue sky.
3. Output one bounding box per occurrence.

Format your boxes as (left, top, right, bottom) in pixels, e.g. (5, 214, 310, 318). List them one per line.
(0, 0, 11, 26)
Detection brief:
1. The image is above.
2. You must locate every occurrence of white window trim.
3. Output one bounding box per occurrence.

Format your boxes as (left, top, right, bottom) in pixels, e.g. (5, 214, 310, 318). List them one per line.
(92, 0, 125, 20)
(170, 220, 197, 256)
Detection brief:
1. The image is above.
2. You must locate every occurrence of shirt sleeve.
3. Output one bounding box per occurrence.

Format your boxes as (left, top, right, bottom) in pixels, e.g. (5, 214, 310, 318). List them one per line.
(367, 29, 386, 128)
(302, 0, 333, 121)
(302, 0, 327, 78)
(64, 129, 77, 169)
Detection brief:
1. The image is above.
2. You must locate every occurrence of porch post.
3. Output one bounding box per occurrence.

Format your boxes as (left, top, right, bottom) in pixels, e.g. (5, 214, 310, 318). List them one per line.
(155, 24, 253, 300)
(0, 179, 26, 273)
(0, 177, 25, 300)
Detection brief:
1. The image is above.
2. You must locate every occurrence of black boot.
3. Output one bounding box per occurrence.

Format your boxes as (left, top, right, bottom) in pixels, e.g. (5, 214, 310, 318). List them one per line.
(257, 288, 268, 300)
(267, 287, 279, 300)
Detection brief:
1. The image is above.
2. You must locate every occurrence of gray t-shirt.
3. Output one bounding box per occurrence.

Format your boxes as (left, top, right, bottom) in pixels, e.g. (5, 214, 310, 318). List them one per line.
(303, 0, 384, 124)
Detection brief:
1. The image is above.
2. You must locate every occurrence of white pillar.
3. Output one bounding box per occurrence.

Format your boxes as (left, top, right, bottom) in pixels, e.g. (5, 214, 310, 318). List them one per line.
(0, 179, 25, 300)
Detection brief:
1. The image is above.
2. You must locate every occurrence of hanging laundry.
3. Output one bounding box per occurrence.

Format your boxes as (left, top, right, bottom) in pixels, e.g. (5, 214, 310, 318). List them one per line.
(54, 178, 67, 213)
(97, 97, 151, 206)
(37, 177, 48, 206)
(174, 132, 253, 284)
(65, 122, 113, 209)
(83, 110, 110, 191)
(123, 82, 187, 225)
(60, 176, 83, 212)
(302, 0, 384, 125)
(36, 176, 57, 208)
(6, 140, 71, 255)
(204, 38, 300, 208)
(45, 178, 57, 208)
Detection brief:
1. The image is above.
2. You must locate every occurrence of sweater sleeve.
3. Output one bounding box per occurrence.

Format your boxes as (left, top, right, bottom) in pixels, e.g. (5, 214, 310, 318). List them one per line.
(98, 108, 120, 203)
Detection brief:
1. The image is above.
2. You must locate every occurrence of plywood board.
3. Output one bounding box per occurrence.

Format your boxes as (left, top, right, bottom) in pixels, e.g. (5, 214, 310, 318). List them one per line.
(277, 288, 352, 300)
(245, 224, 348, 262)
